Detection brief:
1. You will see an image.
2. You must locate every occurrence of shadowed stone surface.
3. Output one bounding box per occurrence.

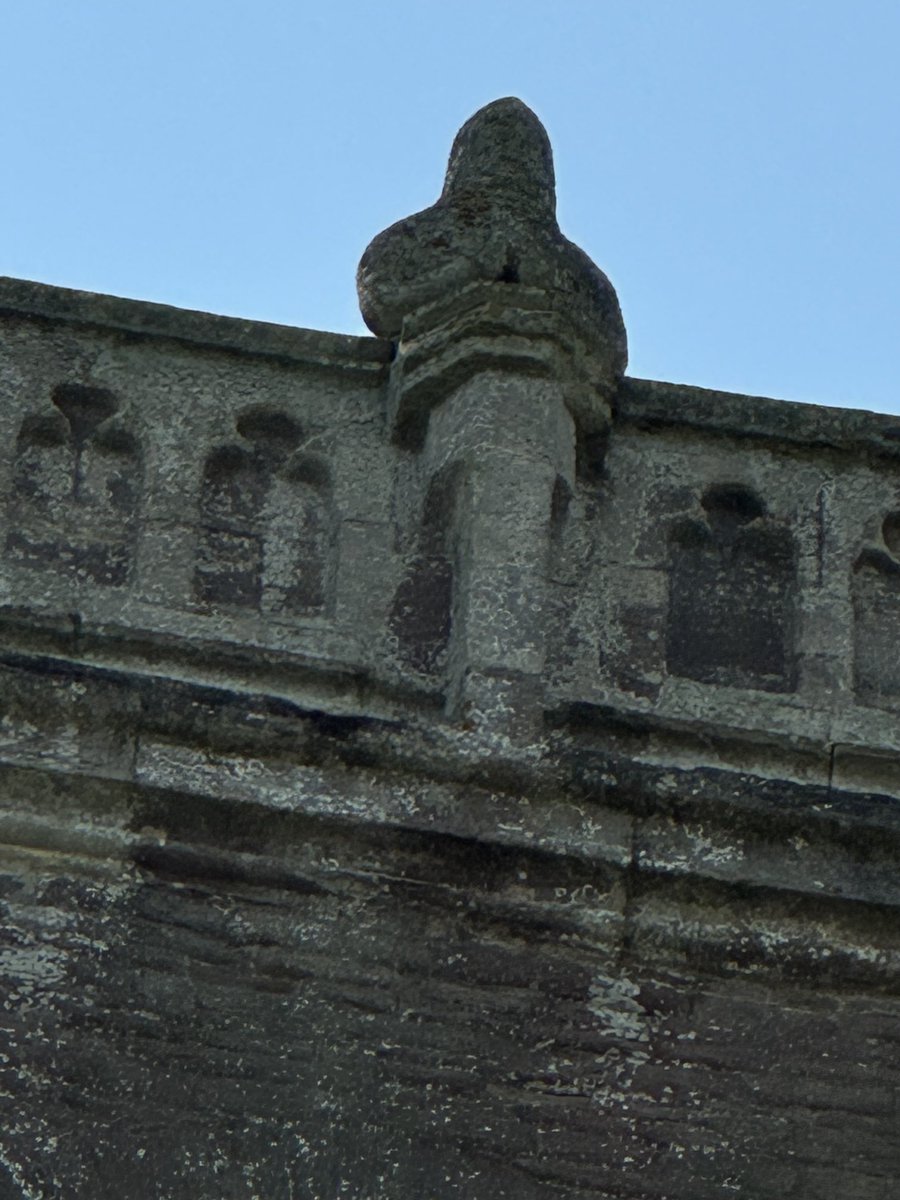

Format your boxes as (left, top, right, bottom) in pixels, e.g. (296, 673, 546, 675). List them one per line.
(667, 484, 798, 692)
(0, 99, 898, 1198)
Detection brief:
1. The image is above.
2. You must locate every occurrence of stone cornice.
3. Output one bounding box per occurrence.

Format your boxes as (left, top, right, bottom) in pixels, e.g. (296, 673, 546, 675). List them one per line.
(619, 376, 900, 460)
(0, 274, 391, 376)
(3, 275, 900, 457)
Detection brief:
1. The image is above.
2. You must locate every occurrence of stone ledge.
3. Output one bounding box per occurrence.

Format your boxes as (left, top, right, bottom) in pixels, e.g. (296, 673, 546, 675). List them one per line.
(0, 274, 392, 374)
(2, 750, 897, 993)
(2, 644, 900, 919)
(620, 375, 900, 459)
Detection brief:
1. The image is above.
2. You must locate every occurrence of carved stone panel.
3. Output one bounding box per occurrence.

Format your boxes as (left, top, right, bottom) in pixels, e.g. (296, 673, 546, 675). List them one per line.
(666, 485, 797, 692)
(6, 383, 141, 586)
(193, 409, 334, 617)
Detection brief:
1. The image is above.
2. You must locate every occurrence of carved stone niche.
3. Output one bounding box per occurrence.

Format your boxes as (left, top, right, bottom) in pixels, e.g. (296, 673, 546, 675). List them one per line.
(5, 382, 141, 586)
(852, 512, 900, 706)
(666, 484, 798, 693)
(193, 407, 334, 617)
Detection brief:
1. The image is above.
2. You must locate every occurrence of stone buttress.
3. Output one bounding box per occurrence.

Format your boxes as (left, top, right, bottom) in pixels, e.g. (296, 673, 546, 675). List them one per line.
(359, 98, 626, 742)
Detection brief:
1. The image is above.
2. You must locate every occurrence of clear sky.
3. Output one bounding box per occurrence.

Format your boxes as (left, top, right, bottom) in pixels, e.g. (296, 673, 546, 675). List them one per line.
(2, 1, 899, 414)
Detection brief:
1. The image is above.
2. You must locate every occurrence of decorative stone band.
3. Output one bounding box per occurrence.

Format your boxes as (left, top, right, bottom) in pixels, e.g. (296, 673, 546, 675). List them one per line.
(387, 281, 618, 450)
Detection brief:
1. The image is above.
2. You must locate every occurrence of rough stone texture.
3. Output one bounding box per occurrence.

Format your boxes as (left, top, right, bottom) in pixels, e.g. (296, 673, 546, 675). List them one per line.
(358, 99, 625, 448)
(358, 99, 626, 358)
(1, 99, 899, 1198)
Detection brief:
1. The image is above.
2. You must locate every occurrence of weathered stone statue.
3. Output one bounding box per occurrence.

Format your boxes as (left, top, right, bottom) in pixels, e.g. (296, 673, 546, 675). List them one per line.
(359, 96, 625, 363)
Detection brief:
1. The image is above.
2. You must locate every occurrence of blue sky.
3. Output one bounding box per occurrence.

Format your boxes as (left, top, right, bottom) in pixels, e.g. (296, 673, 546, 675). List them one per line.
(2, 1, 899, 413)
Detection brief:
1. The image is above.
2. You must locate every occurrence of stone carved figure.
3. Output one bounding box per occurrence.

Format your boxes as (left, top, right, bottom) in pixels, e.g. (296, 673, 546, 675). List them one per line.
(357, 94, 628, 453)
(6, 382, 141, 586)
(194, 408, 333, 616)
(666, 484, 797, 692)
(357, 96, 626, 403)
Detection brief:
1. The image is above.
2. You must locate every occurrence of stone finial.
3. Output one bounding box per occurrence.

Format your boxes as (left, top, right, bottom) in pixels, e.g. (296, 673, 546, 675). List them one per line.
(357, 97, 627, 381)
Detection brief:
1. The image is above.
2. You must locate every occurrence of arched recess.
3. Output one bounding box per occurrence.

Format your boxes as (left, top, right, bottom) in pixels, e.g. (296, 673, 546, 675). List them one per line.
(194, 445, 268, 608)
(265, 453, 334, 615)
(390, 464, 463, 677)
(666, 484, 797, 692)
(5, 383, 141, 585)
(193, 408, 334, 616)
(852, 512, 900, 705)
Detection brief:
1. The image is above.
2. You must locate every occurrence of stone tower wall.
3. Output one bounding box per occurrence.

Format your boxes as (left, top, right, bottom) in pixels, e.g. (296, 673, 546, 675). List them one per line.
(0, 100, 897, 1199)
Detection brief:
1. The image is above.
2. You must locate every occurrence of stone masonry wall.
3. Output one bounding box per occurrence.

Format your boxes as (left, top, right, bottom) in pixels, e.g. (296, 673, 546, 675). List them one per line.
(0, 98, 898, 1199)
(3, 279, 900, 789)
